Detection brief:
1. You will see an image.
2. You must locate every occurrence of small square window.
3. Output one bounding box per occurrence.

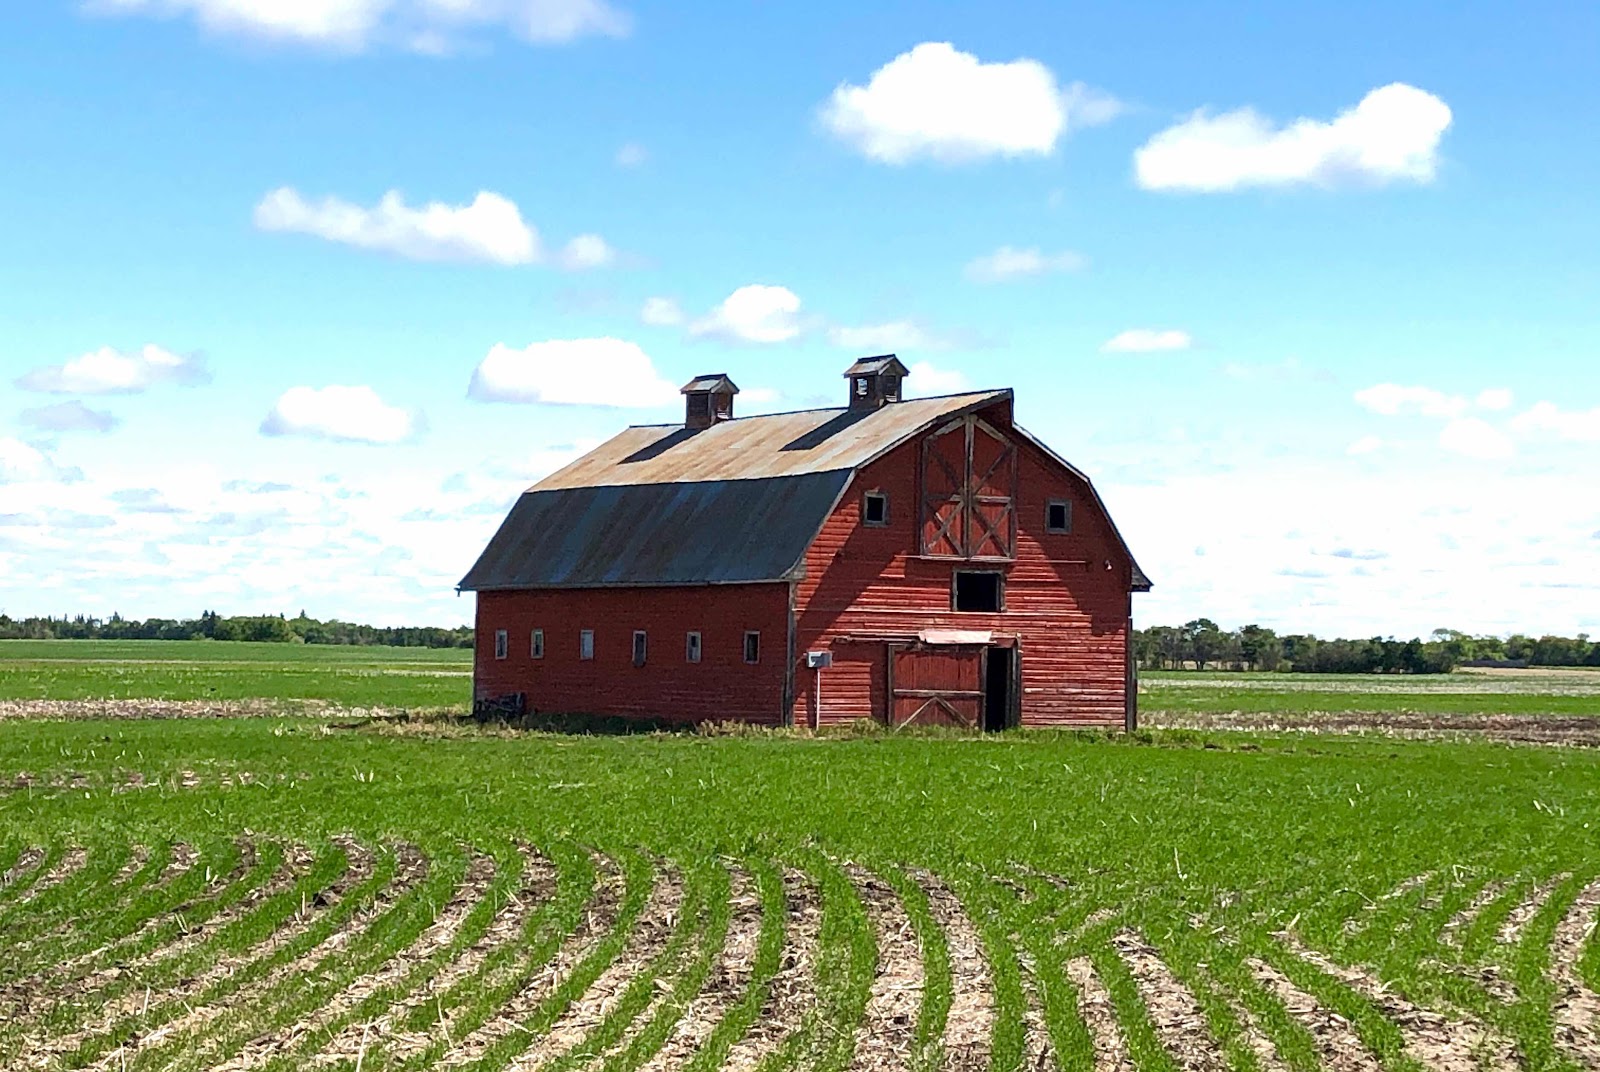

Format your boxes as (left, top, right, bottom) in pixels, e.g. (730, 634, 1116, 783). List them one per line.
(531, 629, 544, 659)
(953, 571, 1004, 613)
(493, 629, 508, 660)
(686, 631, 702, 663)
(855, 377, 868, 397)
(632, 630, 648, 667)
(862, 491, 888, 527)
(1046, 500, 1072, 534)
(743, 631, 761, 664)
(579, 629, 595, 660)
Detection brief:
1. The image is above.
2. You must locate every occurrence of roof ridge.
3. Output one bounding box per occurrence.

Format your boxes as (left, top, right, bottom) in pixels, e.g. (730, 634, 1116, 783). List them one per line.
(621, 387, 1007, 429)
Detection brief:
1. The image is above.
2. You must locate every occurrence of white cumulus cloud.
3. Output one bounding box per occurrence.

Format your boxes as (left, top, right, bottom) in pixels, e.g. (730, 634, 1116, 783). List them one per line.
(1135, 83, 1453, 192)
(556, 233, 616, 270)
(639, 296, 685, 326)
(1476, 387, 1514, 411)
(614, 142, 648, 168)
(1345, 435, 1383, 456)
(1510, 401, 1600, 443)
(16, 344, 210, 395)
(689, 285, 803, 344)
(260, 385, 418, 444)
(92, 0, 630, 51)
(1438, 417, 1515, 460)
(468, 338, 678, 407)
(0, 438, 50, 483)
(820, 42, 1118, 164)
(905, 361, 971, 397)
(1100, 329, 1192, 353)
(964, 246, 1087, 283)
(254, 187, 540, 265)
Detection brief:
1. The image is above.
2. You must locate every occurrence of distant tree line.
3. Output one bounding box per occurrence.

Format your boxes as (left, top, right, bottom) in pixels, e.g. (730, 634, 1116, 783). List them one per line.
(0, 611, 473, 649)
(1134, 621, 1600, 674)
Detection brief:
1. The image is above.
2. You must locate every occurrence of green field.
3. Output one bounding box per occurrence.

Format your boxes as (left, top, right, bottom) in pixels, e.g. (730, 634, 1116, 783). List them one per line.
(2, 641, 1599, 1070)
(0, 640, 472, 708)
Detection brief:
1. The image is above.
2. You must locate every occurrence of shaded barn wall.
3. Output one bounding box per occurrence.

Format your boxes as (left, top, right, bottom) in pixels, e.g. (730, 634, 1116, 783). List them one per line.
(792, 405, 1133, 728)
(474, 585, 791, 724)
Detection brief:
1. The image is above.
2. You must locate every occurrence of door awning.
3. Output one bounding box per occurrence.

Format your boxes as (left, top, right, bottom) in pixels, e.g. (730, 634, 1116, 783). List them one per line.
(918, 628, 994, 646)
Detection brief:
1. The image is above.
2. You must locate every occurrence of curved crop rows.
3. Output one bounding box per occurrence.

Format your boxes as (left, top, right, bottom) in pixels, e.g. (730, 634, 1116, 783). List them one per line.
(4, 842, 1600, 1071)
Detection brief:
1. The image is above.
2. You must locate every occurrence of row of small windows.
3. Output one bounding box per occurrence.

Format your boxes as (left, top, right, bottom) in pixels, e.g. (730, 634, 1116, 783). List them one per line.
(860, 490, 1072, 533)
(494, 628, 760, 665)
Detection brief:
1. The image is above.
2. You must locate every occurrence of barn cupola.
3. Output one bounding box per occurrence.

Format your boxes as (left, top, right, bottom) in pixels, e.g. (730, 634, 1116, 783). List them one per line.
(681, 373, 739, 430)
(844, 355, 910, 411)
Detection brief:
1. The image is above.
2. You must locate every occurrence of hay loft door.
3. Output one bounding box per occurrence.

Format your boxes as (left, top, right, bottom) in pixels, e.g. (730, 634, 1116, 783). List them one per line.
(919, 415, 1017, 560)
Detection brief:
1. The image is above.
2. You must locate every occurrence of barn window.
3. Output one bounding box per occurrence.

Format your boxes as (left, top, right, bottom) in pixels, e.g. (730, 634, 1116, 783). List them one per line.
(855, 377, 868, 398)
(494, 629, 509, 660)
(632, 630, 648, 667)
(862, 491, 888, 527)
(743, 631, 761, 664)
(686, 631, 702, 663)
(531, 629, 544, 659)
(952, 571, 1004, 613)
(1046, 500, 1072, 534)
(579, 629, 595, 660)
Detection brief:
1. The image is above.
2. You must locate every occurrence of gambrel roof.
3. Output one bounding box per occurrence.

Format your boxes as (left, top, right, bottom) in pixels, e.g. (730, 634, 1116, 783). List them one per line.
(458, 389, 1150, 592)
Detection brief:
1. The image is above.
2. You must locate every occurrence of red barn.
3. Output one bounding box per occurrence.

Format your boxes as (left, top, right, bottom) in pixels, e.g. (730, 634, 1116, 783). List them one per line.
(460, 358, 1150, 730)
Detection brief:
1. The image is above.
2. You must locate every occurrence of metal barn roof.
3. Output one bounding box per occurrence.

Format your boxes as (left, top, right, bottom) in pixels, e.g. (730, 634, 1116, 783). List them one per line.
(458, 387, 1151, 593)
(533, 390, 1010, 491)
(458, 472, 851, 590)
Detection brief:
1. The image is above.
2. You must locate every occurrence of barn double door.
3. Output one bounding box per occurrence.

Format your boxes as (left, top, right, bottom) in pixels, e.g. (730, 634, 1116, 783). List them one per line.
(889, 644, 1017, 730)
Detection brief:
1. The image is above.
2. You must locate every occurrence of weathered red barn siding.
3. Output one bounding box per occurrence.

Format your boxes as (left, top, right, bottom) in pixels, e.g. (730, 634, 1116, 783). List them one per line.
(791, 404, 1133, 728)
(475, 585, 790, 724)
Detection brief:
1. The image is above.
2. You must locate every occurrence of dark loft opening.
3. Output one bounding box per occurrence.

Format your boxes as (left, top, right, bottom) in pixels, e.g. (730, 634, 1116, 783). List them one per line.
(953, 571, 1003, 612)
(1047, 500, 1071, 533)
(863, 491, 887, 526)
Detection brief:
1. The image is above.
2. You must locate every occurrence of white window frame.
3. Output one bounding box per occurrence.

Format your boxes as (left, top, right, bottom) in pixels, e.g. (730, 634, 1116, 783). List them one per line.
(493, 629, 508, 660)
(743, 630, 761, 665)
(531, 628, 544, 659)
(579, 629, 595, 661)
(686, 631, 702, 663)
(632, 630, 648, 667)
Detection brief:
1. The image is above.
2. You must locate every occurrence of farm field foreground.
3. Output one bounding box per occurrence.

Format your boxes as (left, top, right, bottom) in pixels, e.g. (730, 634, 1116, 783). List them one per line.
(5, 702, 1600, 1069)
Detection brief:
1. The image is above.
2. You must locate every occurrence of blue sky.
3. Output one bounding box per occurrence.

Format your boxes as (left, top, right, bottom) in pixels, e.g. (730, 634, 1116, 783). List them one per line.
(2, 1, 1597, 635)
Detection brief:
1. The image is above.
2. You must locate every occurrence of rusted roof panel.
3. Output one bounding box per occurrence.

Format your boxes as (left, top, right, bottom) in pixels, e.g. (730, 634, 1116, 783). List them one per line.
(534, 390, 1011, 491)
(458, 471, 852, 591)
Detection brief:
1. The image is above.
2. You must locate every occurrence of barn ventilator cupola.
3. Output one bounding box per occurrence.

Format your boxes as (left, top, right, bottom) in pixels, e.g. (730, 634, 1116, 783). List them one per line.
(844, 354, 909, 411)
(681, 373, 739, 430)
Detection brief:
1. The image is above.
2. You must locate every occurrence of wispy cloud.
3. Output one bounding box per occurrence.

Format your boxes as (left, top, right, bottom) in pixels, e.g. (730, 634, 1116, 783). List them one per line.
(17, 345, 209, 395)
(964, 246, 1086, 283)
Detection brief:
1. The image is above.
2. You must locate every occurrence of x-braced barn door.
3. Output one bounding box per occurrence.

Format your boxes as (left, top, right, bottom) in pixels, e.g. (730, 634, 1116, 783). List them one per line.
(919, 416, 1017, 560)
(889, 645, 984, 729)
